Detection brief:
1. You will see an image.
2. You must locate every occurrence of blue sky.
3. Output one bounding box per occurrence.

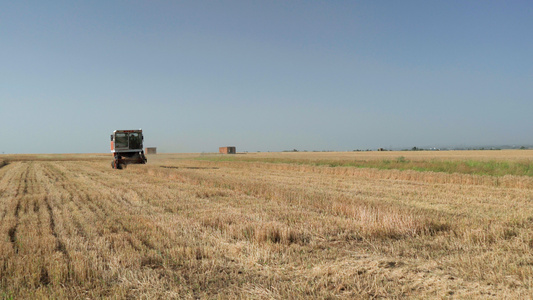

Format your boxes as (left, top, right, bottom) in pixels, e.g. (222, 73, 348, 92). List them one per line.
(1, 1, 532, 153)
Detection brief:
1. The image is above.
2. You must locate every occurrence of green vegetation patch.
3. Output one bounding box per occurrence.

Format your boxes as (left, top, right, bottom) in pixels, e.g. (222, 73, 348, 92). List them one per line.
(196, 156, 533, 177)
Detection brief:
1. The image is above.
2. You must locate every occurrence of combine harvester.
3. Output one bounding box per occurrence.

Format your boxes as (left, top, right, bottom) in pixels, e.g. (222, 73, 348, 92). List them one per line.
(110, 129, 147, 169)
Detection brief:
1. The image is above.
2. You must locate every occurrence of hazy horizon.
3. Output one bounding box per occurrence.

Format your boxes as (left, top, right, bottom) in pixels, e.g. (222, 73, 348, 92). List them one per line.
(1, 1, 532, 154)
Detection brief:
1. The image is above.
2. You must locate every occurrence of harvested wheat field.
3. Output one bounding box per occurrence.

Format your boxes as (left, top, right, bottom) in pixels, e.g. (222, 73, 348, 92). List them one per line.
(1, 150, 533, 298)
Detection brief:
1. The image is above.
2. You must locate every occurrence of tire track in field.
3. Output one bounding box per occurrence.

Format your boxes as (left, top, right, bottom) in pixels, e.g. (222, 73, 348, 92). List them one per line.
(52, 162, 181, 277)
(37, 163, 101, 249)
(35, 162, 112, 286)
(44, 195, 69, 258)
(0, 205, 4, 222)
(39, 162, 150, 264)
(57, 162, 211, 261)
(7, 163, 29, 254)
(72, 180, 162, 253)
(0, 163, 24, 260)
(39, 163, 101, 240)
(7, 199, 20, 253)
(6, 163, 46, 255)
(14, 163, 29, 197)
(0, 162, 71, 289)
(21, 163, 56, 286)
(0, 162, 13, 205)
(0, 163, 19, 222)
(55, 161, 164, 215)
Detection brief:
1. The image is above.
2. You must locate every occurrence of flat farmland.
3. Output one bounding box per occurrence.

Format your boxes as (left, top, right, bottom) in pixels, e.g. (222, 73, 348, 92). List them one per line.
(2, 150, 533, 298)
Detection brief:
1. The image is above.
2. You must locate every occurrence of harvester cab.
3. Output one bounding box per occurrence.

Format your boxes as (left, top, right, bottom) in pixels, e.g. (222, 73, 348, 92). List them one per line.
(110, 129, 147, 169)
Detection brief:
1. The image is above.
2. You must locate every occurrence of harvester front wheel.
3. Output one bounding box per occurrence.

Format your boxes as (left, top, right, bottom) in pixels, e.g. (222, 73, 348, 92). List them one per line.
(111, 159, 122, 169)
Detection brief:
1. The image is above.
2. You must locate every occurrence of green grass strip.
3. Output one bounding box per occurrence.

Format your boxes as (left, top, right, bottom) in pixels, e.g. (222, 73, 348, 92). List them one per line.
(196, 156, 533, 177)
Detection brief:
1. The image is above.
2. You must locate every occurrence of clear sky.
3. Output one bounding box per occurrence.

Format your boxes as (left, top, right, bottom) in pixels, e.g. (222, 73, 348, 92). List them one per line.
(1, 1, 532, 153)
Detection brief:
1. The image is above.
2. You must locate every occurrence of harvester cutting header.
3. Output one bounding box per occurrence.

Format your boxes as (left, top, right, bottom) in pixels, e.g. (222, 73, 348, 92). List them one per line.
(110, 129, 147, 169)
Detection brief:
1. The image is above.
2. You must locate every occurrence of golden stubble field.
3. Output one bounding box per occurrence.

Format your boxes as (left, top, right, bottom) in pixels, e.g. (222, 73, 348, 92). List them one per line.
(1, 150, 533, 298)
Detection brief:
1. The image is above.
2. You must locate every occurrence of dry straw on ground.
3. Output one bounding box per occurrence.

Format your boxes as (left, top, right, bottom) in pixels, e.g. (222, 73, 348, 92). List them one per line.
(1, 151, 533, 298)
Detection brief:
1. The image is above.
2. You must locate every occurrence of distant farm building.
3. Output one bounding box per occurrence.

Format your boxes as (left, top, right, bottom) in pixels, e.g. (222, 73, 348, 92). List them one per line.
(145, 147, 157, 154)
(219, 146, 236, 154)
